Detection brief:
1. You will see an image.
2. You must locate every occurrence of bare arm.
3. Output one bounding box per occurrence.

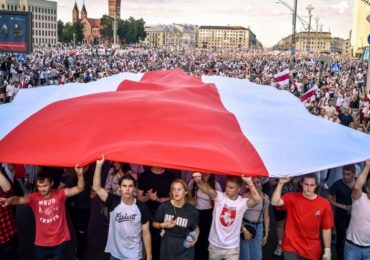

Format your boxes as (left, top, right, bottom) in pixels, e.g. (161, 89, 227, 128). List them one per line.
(0, 171, 11, 192)
(65, 165, 85, 197)
(242, 176, 262, 208)
(0, 195, 29, 206)
(327, 194, 351, 212)
(192, 172, 217, 199)
(142, 222, 152, 260)
(92, 155, 108, 202)
(271, 178, 290, 206)
(322, 229, 332, 260)
(262, 197, 270, 246)
(352, 160, 370, 200)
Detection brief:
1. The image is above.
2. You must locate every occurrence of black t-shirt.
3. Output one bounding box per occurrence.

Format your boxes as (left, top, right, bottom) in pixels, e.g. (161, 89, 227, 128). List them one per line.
(154, 201, 199, 260)
(137, 170, 176, 214)
(328, 179, 353, 216)
(339, 113, 353, 127)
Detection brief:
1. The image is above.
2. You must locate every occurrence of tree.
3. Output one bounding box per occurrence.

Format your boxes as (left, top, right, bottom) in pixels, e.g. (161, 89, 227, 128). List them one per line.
(57, 20, 65, 43)
(100, 15, 114, 41)
(117, 16, 146, 44)
(72, 21, 84, 43)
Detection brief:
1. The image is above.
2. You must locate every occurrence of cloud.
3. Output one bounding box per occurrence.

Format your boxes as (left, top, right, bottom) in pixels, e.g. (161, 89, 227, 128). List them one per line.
(331, 0, 350, 14)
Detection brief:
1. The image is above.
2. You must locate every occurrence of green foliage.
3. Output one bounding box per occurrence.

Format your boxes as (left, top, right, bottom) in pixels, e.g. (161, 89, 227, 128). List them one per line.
(57, 20, 84, 44)
(118, 17, 146, 44)
(99, 15, 114, 40)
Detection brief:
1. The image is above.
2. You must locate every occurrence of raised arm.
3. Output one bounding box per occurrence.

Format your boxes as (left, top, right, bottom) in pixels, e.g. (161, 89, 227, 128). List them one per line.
(352, 160, 370, 200)
(0, 170, 11, 192)
(92, 155, 108, 202)
(242, 176, 262, 208)
(64, 164, 85, 197)
(271, 178, 291, 206)
(192, 172, 217, 200)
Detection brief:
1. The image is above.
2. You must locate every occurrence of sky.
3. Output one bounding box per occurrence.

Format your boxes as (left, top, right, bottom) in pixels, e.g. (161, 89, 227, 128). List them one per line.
(56, 0, 354, 47)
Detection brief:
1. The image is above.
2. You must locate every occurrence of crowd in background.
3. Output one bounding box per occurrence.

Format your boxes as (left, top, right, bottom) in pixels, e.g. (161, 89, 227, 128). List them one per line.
(0, 45, 369, 260)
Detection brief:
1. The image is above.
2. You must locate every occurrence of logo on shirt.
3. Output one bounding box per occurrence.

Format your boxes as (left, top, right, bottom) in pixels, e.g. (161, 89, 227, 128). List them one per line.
(315, 210, 321, 217)
(115, 213, 137, 223)
(164, 214, 188, 228)
(219, 205, 236, 227)
(38, 198, 60, 224)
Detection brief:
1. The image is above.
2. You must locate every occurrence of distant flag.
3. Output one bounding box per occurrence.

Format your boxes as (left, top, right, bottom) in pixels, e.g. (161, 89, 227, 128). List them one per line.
(300, 85, 318, 102)
(274, 69, 290, 86)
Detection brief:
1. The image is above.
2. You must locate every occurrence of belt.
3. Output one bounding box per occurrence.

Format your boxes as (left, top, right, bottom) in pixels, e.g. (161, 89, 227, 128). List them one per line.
(346, 239, 370, 249)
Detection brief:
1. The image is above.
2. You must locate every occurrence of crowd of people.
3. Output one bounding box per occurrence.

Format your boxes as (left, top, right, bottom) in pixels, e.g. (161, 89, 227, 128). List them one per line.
(0, 45, 369, 260)
(0, 156, 370, 260)
(0, 45, 368, 134)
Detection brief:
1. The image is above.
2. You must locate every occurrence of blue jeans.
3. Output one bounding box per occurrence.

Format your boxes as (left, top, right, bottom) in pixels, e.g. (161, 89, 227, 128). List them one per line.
(34, 241, 68, 260)
(344, 241, 370, 260)
(239, 222, 263, 260)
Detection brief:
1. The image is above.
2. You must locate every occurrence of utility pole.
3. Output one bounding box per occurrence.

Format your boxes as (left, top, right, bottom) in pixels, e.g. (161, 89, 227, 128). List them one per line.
(113, 11, 117, 45)
(291, 0, 298, 66)
(306, 4, 313, 53)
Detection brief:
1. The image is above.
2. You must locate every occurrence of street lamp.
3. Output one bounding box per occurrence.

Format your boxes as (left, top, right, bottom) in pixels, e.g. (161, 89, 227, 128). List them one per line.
(275, 0, 298, 66)
(306, 4, 314, 53)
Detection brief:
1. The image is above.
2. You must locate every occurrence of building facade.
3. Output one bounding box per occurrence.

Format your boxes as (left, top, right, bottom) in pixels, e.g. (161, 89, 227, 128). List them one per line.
(72, 1, 100, 44)
(144, 24, 197, 47)
(350, 0, 370, 57)
(274, 31, 348, 53)
(197, 26, 256, 49)
(0, 0, 57, 47)
(108, 0, 120, 19)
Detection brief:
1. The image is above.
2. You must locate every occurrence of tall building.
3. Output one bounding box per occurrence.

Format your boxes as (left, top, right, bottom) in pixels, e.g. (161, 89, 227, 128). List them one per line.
(0, 0, 57, 47)
(350, 0, 370, 57)
(197, 26, 257, 49)
(108, 0, 120, 19)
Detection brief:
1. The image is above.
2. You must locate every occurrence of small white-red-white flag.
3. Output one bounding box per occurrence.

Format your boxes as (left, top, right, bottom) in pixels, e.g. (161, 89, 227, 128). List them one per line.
(274, 69, 290, 86)
(300, 85, 318, 102)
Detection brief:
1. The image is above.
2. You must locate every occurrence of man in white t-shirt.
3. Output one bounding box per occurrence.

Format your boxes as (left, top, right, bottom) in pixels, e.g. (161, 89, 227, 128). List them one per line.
(344, 160, 370, 260)
(93, 155, 152, 260)
(193, 173, 262, 260)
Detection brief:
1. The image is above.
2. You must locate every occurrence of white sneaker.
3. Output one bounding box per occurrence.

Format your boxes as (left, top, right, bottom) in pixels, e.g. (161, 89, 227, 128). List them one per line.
(274, 246, 282, 256)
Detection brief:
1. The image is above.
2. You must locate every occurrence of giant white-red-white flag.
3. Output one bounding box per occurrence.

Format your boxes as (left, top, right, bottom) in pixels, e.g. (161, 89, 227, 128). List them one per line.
(274, 69, 290, 86)
(1, 69, 370, 177)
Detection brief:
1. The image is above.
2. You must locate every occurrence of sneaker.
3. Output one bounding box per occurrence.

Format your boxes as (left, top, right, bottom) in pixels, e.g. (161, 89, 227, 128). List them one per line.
(274, 246, 282, 256)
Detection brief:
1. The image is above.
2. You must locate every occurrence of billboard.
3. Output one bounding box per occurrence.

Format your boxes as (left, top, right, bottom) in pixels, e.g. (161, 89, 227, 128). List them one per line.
(0, 11, 32, 53)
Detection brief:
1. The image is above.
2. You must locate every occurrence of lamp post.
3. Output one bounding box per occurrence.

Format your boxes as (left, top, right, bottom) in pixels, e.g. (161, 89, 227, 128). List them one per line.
(276, 0, 298, 66)
(306, 4, 313, 53)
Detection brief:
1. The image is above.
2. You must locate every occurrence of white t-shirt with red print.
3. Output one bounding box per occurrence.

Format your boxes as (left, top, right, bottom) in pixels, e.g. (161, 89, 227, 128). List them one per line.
(208, 191, 248, 248)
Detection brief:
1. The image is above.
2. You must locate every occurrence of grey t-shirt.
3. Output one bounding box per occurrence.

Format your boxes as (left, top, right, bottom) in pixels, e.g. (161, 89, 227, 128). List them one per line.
(104, 193, 151, 259)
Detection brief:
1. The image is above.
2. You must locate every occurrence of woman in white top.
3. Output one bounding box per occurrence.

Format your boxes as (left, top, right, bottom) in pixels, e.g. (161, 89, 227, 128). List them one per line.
(240, 177, 270, 260)
(188, 173, 222, 260)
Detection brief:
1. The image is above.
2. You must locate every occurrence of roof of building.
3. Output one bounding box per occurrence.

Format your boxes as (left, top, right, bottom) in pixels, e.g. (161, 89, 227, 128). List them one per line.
(81, 2, 87, 14)
(86, 18, 100, 27)
(73, 1, 79, 11)
(199, 25, 248, 30)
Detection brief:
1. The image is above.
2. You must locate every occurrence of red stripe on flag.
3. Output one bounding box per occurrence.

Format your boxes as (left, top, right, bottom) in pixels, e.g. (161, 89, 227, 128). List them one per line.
(275, 73, 289, 83)
(300, 87, 316, 102)
(0, 69, 268, 176)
